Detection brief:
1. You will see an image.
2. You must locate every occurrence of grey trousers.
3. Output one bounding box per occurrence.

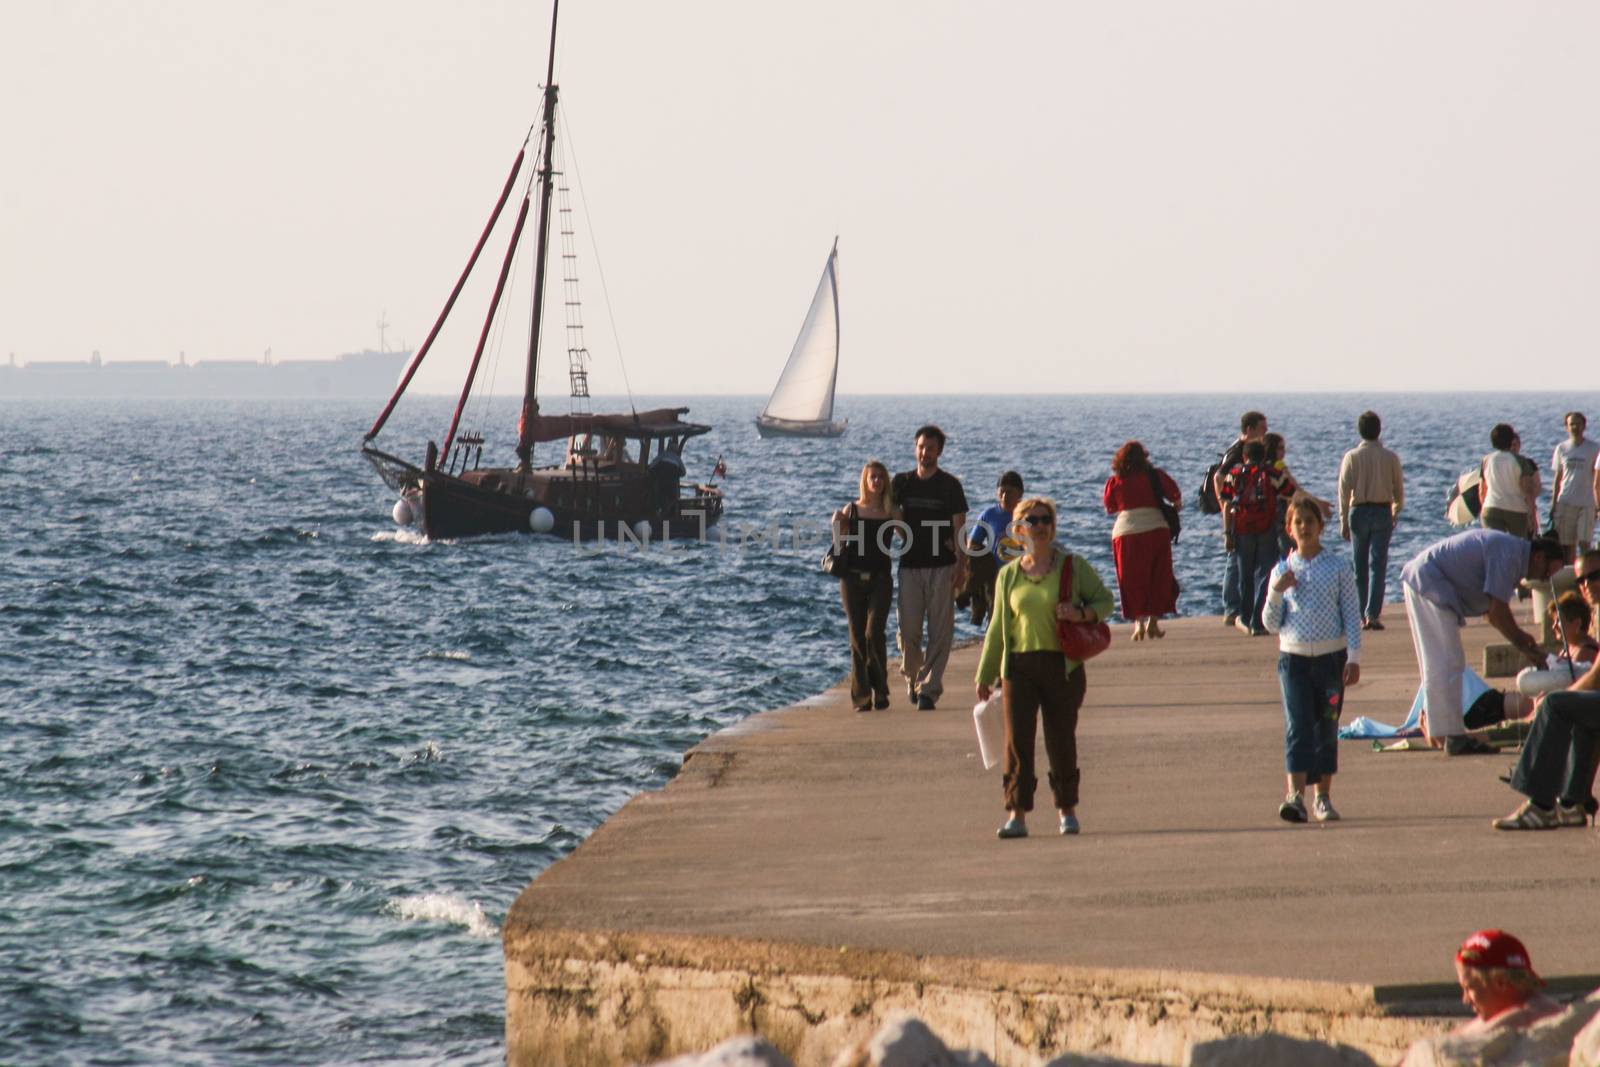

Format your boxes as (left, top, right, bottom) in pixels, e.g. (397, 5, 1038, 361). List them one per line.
(897, 564, 956, 702)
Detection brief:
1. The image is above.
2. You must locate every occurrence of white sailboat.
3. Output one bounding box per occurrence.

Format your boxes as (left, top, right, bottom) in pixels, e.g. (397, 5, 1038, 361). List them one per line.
(755, 240, 847, 439)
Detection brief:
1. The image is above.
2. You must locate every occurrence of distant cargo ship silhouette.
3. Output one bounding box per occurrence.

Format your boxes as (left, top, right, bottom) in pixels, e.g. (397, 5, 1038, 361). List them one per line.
(0, 347, 413, 399)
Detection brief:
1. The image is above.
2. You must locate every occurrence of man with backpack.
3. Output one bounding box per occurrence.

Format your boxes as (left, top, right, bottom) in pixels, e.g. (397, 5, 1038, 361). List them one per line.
(1202, 411, 1268, 627)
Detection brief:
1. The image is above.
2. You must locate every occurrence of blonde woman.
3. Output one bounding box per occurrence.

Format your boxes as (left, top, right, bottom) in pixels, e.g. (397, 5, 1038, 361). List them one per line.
(833, 461, 900, 710)
(976, 496, 1114, 837)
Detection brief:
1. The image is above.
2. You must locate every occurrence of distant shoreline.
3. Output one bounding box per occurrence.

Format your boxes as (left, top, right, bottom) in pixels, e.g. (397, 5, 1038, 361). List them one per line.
(0, 349, 410, 400)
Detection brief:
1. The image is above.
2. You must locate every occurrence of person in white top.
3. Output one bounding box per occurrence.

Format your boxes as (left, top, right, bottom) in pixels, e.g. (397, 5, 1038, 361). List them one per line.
(1480, 423, 1538, 538)
(1550, 411, 1600, 563)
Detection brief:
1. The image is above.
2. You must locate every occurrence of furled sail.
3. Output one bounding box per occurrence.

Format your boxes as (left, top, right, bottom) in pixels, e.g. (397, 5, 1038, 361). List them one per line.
(760, 243, 839, 424)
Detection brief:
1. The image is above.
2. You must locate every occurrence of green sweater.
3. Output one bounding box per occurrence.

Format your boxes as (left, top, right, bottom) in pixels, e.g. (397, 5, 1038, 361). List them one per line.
(976, 549, 1115, 687)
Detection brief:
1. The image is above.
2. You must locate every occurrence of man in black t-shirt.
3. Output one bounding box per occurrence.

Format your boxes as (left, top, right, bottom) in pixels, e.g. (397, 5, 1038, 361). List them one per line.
(892, 424, 969, 710)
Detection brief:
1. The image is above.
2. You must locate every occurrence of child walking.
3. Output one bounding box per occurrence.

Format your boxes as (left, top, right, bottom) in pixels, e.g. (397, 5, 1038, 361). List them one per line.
(1262, 497, 1362, 822)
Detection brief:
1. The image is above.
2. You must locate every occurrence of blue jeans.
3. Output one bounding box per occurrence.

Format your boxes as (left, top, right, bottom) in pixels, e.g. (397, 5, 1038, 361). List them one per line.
(1235, 531, 1276, 631)
(1222, 546, 1242, 618)
(1349, 504, 1393, 622)
(1509, 689, 1600, 807)
(1279, 650, 1346, 781)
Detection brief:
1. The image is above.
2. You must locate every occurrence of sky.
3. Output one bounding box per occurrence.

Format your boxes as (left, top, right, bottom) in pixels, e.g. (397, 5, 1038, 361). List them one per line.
(3, 1, 1597, 395)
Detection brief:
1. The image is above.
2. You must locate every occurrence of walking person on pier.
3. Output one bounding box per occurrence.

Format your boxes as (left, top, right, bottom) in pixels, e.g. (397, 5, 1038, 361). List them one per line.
(832, 461, 898, 711)
(892, 425, 968, 711)
(1480, 424, 1537, 537)
(1263, 498, 1361, 823)
(1102, 441, 1181, 640)
(961, 470, 1025, 628)
(1550, 411, 1599, 563)
(1337, 411, 1404, 631)
(1210, 411, 1268, 628)
(976, 497, 1114, 839)
(1219, 439, 1288, 635)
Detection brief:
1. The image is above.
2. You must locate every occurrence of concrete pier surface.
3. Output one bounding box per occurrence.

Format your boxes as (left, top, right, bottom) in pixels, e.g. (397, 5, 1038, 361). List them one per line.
(505, 615, 1600, 1066)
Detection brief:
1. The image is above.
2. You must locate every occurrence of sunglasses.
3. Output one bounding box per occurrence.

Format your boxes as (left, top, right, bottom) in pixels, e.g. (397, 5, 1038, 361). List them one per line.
(1022, 514, 1054, 528)
(1580, 571, 1600, 585)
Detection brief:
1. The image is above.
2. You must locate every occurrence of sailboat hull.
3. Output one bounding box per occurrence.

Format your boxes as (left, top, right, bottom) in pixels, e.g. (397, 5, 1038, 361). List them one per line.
(753, 415, 847, 439)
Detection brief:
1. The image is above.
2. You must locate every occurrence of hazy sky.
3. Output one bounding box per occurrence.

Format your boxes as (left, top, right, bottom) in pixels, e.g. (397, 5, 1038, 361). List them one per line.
(4, 1, 1597, 395)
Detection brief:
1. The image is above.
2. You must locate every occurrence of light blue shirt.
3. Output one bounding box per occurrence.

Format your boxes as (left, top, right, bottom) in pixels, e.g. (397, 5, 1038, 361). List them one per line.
(1399, 528, 1528, 622)
(1263, 548, 1362, 662)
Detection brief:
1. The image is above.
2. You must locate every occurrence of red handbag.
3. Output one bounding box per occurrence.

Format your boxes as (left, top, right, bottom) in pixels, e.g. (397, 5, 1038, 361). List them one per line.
(1056, 553, 1111, 660)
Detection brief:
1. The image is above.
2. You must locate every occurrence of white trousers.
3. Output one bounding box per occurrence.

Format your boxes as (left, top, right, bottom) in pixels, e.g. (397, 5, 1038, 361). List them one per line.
(1403, 583, 1466, 738)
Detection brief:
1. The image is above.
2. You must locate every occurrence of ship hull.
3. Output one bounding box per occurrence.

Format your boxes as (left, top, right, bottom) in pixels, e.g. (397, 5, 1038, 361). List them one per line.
(365, 448, 721, 541)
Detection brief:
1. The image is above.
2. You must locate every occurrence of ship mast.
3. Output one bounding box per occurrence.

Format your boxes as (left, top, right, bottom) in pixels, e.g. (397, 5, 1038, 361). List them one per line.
(516, 0, 562, 469)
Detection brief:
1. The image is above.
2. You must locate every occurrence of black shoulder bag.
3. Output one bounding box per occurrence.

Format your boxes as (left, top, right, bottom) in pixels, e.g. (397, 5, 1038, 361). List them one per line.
(1150, 469, 1180, 542)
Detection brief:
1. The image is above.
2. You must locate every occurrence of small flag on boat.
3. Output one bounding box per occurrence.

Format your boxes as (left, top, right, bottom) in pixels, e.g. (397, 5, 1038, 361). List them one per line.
(712, 455, 727, 480)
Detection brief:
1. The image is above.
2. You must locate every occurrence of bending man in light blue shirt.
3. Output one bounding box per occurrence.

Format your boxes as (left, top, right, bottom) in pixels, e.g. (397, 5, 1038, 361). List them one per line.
(1399, 529, 1563, 754)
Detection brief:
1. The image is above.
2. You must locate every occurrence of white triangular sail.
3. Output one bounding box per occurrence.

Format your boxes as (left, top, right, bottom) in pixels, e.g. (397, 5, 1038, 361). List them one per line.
(760, 243, 839, 424)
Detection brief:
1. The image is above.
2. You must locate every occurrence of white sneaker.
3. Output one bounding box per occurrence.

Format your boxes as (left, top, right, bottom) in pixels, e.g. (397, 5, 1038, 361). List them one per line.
(1278, 792, 1306, 823)
(1313, 795, 1340, 822)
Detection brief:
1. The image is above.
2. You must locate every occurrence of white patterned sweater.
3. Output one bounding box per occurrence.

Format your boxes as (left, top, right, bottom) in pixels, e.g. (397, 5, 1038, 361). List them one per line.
(1262, 549, 1362, 663)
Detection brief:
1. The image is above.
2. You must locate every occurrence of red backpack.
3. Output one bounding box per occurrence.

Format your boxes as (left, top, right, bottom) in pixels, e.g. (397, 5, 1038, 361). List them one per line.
(1230, 464, 1278, 534)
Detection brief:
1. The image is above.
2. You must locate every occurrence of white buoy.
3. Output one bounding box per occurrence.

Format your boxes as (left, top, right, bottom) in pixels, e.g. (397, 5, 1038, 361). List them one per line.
(633, 519, 652, 542)
(529, 506, 555, 534)
(392, 498, 413, 526)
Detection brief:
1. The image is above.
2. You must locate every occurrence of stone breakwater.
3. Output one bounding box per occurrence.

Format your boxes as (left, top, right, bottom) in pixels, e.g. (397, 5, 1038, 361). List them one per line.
(644, 1004, 1600, 1067)
(504, 617, 1600, 1066)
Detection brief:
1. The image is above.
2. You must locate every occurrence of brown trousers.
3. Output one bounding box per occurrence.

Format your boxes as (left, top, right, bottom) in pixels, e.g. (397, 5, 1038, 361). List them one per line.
(1002, 651, 1086, 812)
(840, 571, 892, 705)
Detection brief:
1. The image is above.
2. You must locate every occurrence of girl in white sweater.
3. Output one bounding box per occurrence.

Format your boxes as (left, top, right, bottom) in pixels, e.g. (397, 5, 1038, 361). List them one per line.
(1263, 497, 1362, 823)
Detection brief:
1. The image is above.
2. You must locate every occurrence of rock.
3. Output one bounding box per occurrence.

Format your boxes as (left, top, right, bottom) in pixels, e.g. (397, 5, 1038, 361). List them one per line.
(828, 1013, 997, 1067)
(1042, 1054, 1161, 1066)
(1185, 1032, 1379, 1067)
(649, 1034, 796, 1067)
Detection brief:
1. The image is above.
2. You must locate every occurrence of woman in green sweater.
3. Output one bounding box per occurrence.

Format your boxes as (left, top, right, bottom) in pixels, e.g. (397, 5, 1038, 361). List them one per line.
(976, 496, 1115, 839)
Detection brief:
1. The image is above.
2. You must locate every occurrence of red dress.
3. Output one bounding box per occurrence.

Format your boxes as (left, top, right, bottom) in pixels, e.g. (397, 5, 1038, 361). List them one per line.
(1102, 469, 1181, 619)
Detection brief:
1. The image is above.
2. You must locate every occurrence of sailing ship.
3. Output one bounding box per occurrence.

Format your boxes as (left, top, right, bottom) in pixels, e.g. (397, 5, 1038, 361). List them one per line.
(754, 240, 846, 439)
(361, 1, 722, 541)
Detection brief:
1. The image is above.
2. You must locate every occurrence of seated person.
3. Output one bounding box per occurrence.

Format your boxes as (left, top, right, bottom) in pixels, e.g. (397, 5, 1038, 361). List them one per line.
(1493, 551, 1600, 829)
(1450, 930, 1560, 1036)
(1553, 591, 1600, 662)
(1516, 593, 1600, 700)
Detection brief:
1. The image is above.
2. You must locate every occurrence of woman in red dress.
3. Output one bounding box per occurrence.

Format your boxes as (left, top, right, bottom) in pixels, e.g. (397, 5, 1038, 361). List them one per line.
(1103, 441, 1182, 640)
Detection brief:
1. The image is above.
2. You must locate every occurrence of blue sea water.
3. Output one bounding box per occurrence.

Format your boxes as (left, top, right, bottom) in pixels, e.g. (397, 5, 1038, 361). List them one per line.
(1, 391, 1591, 1064)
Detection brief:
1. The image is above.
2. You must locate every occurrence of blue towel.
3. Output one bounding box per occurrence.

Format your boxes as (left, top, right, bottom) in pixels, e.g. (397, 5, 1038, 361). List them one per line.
(1337, 669, 1493, 739)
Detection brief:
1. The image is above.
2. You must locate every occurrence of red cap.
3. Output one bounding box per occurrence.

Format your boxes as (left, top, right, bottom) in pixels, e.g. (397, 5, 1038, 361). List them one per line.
(1456, 930, 1539, 977)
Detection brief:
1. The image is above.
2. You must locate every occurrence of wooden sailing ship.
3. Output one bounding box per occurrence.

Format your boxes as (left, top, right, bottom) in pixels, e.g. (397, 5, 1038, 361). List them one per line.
(755, 240, 847, 439)
(362, 1, 722, 540)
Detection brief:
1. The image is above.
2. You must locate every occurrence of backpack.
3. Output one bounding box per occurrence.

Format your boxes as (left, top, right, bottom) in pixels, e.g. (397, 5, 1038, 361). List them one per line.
(1231, 464, 1277, 532)
(1197, 459, 1223, 515)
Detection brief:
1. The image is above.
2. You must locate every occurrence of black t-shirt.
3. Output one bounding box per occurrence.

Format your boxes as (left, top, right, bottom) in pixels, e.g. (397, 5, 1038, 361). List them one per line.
(836, 504, 896, 573)
(891, 468, 969, 569)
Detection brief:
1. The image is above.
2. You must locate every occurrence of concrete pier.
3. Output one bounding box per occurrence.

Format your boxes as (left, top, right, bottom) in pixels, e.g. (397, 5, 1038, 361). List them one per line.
(504, 616, 1600, 1066)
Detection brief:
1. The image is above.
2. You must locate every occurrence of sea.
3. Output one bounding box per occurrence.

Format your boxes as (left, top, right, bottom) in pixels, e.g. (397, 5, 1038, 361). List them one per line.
(1, 392, 1588, 1064)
